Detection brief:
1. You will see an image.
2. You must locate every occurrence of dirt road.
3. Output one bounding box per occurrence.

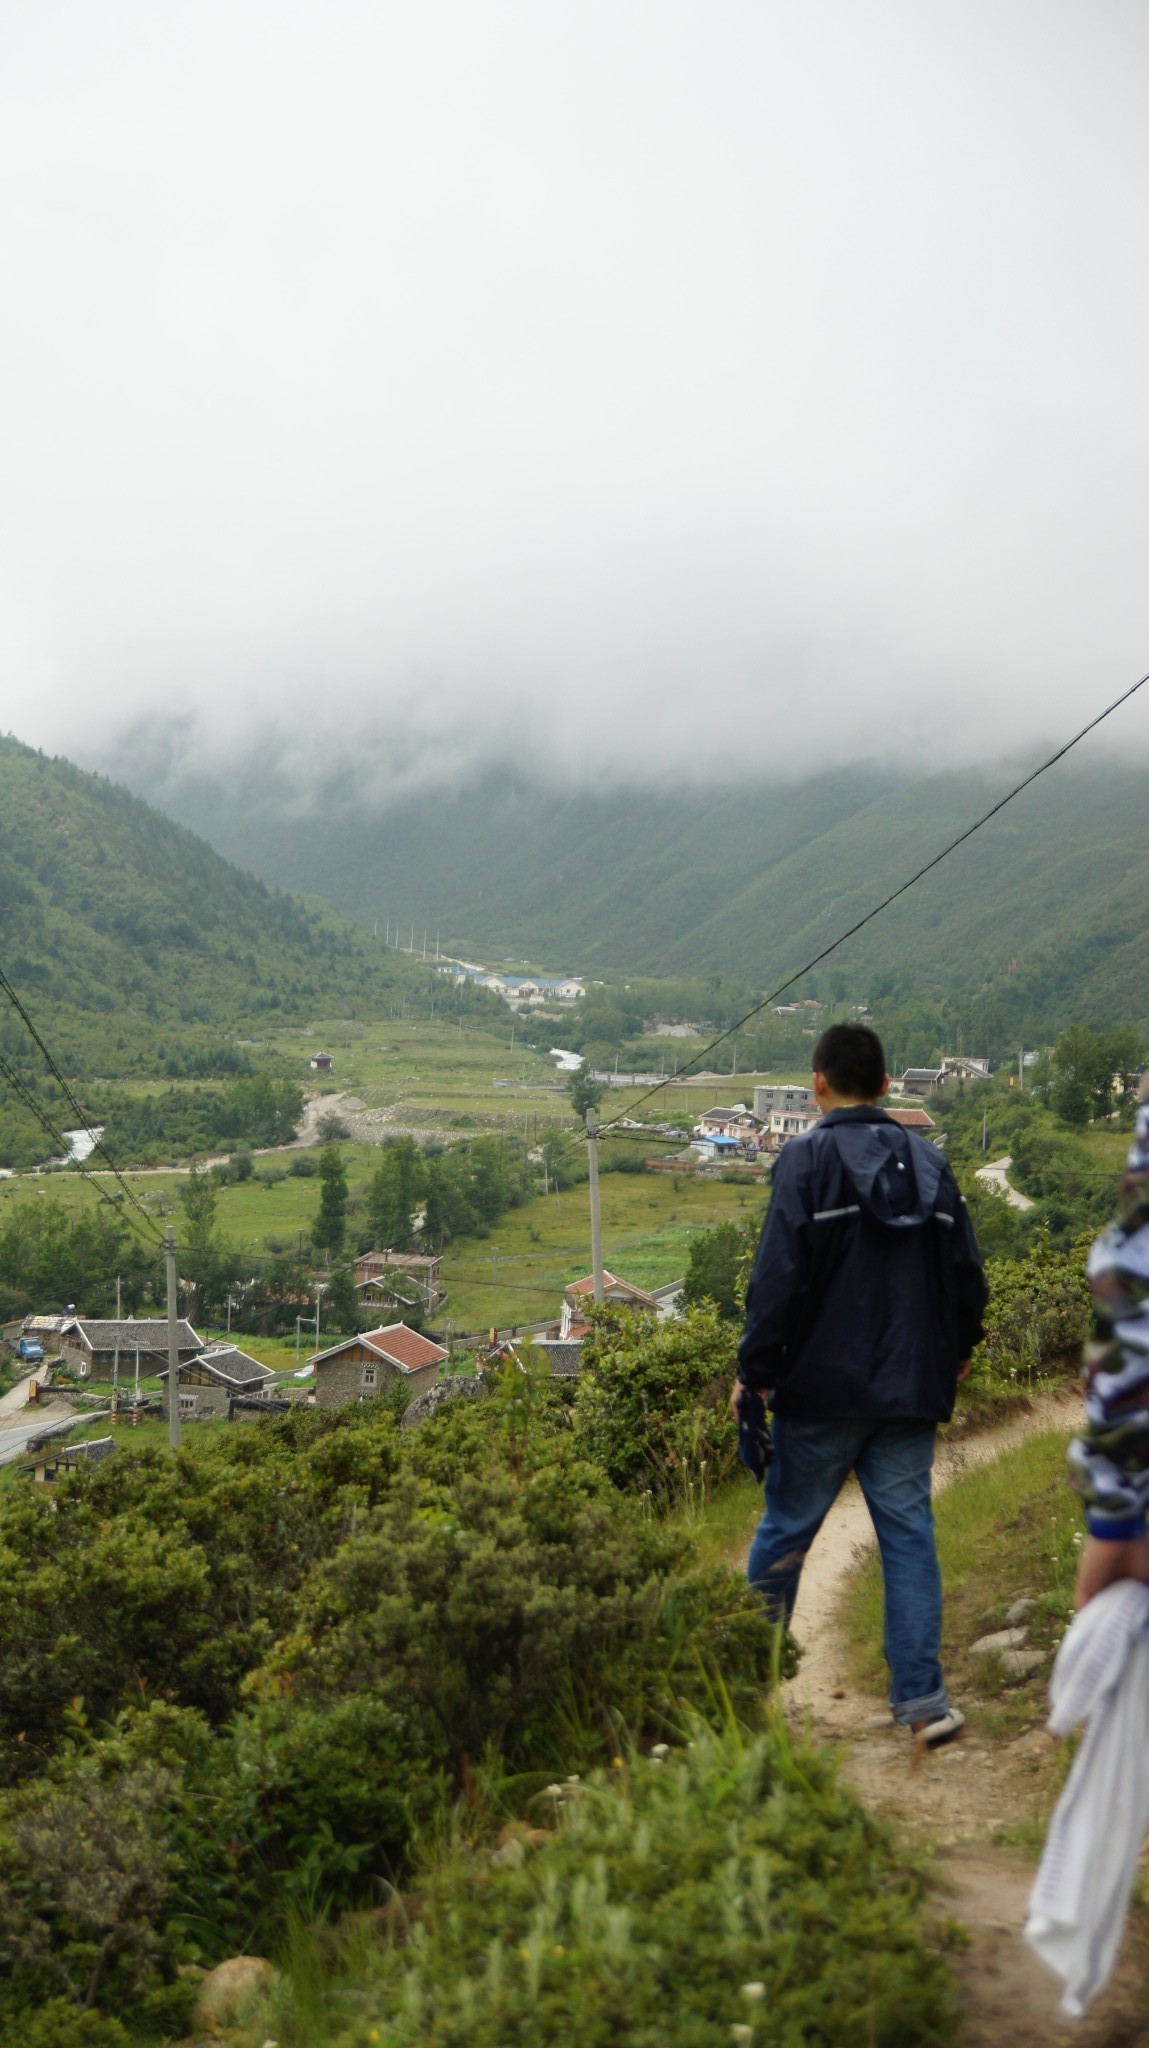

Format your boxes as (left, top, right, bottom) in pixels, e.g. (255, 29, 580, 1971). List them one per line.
(767, 1389, 1149, 2046)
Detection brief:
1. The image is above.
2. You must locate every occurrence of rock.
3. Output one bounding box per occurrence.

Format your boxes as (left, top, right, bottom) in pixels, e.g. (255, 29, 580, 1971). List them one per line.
(968, 1627, 1028, 1657)
(1000, 1648, 1046, 1680)
(193, 1955, 275, 2033)
(401, 1376, 487, 1428)
(1004, 1597, 1037, 1627)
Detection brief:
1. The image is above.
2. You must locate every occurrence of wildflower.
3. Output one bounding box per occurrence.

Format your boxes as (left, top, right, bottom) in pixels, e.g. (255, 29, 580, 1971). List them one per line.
(741, 1983, 766, 1999)
(611, 1756, 623, 1769)
(651, 1743, 670, 1759)
(566, 1773, 581, 1784)
(731, 2028, 754, 2042)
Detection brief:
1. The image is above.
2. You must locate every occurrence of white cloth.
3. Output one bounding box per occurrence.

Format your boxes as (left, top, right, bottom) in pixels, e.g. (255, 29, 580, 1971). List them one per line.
(1025, 1578, 1149, 2017)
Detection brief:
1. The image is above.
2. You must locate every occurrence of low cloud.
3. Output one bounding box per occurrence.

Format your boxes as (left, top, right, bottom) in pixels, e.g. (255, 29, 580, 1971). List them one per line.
(5, 0, 1149, 801)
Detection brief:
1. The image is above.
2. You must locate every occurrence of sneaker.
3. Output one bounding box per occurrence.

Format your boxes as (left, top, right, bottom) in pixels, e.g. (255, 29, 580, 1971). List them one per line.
(917, 1708, 965, 1748)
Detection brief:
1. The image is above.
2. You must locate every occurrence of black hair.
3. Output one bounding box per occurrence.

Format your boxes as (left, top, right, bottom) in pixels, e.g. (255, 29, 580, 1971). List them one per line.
(812, 1022, 886, 1100)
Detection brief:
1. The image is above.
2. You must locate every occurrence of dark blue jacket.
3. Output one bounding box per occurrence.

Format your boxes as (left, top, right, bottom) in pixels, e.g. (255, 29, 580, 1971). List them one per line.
(738, 1105, 987, 1422)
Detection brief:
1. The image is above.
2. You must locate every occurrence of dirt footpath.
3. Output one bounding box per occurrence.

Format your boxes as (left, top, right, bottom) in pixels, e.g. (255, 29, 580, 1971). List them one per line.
(772, 1389, 1149, 2047)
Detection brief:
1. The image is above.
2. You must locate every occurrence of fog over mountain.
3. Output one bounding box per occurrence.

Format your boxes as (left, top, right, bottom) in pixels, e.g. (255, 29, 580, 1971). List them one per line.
(3, 1, 1149, 800)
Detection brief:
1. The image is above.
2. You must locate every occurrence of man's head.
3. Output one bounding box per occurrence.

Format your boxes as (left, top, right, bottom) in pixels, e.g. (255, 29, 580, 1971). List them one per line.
(811, 1022, 889, 1108)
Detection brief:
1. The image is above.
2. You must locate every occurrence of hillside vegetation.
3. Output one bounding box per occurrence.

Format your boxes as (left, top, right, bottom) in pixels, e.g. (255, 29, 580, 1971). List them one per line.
(0, 737, 501, 1163)
(142, 752, 1149, 1047)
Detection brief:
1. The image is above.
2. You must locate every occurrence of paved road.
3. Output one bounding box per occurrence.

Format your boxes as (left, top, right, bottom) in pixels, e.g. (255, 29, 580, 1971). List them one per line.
(0, 1407, 109, 1468)
(975, 1155, 1035, 1212)
(0, 1367, 50, 1418)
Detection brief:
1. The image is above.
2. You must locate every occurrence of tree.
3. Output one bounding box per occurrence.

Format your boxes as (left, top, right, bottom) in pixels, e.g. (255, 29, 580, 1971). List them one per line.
(313, 1147, 349, 1263)
(366, 1137, 426, 1249)
(326, 1260, 359, 1333)
(1051, 1025, 1107, 1128)
(179, 1163, 236, 1321)
(567, 1067, 604, 1121)
(682, 1220, 755, 1320)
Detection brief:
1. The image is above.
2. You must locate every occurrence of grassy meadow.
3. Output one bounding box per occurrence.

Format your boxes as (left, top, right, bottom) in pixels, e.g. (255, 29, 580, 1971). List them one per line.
(0, 1011, 789, 1333)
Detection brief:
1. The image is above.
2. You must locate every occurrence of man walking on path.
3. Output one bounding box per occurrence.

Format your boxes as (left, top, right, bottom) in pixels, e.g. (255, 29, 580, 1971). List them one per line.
(733, 1023, 988, 1745)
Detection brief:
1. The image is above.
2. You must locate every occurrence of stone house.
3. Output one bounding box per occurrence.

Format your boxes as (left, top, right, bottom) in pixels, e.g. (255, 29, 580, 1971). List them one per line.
(59, 1317, 203, 1383)
(158, 1345, 279, 1422)
(308, 1323, 448, 1408)
(752, 1084, 816, 1118)
(354, 1249, 444, 1311)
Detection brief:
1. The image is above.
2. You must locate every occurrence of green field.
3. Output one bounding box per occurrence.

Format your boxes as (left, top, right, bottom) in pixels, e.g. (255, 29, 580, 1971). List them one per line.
(0, 1014, 783, 1333)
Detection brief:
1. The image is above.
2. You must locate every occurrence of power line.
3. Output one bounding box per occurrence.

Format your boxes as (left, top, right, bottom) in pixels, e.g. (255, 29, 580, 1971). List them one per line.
(0, 1051, 165, 1242)
(0, 967, 166, 1243)
(591, 665, 1149, 1140)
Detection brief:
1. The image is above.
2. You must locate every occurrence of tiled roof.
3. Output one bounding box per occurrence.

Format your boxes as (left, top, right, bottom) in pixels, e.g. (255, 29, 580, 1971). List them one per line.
(366, 1324, 449, 1372)
(532, 1341, 583, 1377)
(198, 1345, 277, 1380)
(566, 1272, 659, 1308)
(311, 1323, 448, 1375)
(884, 1106, 936, 1130)
(69, 1319, 202, 1353)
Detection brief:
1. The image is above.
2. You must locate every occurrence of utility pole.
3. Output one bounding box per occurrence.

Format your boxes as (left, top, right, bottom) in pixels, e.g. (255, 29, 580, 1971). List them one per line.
(165, 1225, 181, 1451)
(586, 1108, 605, 1305)
(492, 1245, 499, 1289)
(982, 1106, 988, 1152)
(116, 1275, 122, 1319)
(315, 1282, 326, 1355)
(1019, 1047, 1025, 1093)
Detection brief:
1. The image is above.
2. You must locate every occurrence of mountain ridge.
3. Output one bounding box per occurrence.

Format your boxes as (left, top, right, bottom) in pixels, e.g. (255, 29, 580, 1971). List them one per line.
(120, 751, 1149, 1045)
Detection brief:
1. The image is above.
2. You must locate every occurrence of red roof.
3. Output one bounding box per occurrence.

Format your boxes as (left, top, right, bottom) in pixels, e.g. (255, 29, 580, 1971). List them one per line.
(567, 1269, 622, 1296)
(364, 1323, 449, 1372)
(565, 1273, 659, 1309)
(884, 1106, 935, 1130)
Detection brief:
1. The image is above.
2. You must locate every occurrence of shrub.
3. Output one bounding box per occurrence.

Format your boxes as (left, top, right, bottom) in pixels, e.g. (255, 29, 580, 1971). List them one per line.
(681, 1217, 759, 1320)
(971, 1229, 1091, 1390)
(574, 1304, 740, 1499)
(273, 1725, 957, 2048)
(257, 1457, 782, 1782)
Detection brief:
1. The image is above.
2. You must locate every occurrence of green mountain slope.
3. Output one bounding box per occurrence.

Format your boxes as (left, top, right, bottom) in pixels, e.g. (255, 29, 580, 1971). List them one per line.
(139, 753, 1149, 1045)
(0, 735, 481, 1089)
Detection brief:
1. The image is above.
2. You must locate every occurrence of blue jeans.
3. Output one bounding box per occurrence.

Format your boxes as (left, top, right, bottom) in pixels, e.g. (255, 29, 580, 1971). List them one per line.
(747, 1416, 949, 1726)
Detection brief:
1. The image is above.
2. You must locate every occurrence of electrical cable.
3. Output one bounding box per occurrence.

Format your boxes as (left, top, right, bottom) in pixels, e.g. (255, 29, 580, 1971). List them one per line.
(574, 664, 1149, 1144)
(0, 967, 166, 1243)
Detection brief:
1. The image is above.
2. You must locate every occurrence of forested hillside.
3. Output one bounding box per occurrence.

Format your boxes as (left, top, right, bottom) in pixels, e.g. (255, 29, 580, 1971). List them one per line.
(0, 737, 498, 1163)
(139, 751, 1149, 1046)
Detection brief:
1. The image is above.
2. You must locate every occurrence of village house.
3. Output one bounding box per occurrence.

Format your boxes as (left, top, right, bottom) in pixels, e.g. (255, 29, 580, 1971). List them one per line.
(22, 1436, 118, 1485)
(158, 1344, 279, 1422)
(558, 1270, 662, 1339)
(353, 1249, 444, 1311)
(693, 1105, 764, 1140)
(761, 1101, 821, 1149)
(309, 1052, 333, 1072)
(753, 1084, 816, 1118)
(895, 1067, 946, 1097)
(883, 1105, 937, 1134)
(939, 1055, 992, 1083)
(58, 1317, 203, 1382)
(308, 1323, 448, 1408)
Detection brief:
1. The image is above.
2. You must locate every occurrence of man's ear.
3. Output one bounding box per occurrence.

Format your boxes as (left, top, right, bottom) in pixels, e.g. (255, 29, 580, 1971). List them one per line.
(812, 1069, 829, 1102)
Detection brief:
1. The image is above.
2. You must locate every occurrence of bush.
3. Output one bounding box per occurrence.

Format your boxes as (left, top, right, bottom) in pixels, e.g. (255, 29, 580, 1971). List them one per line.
(273, 1725, 957, 2047)
(574, 1304, 740, 1499)
(0, 1371, 790, 2026)
(681, 1217, 758, 1320)
(971, 1229, 1091, 1390)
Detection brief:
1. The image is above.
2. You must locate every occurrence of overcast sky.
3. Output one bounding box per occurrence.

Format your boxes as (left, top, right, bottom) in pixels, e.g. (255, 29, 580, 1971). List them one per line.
(4, 0, 1149, 797)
